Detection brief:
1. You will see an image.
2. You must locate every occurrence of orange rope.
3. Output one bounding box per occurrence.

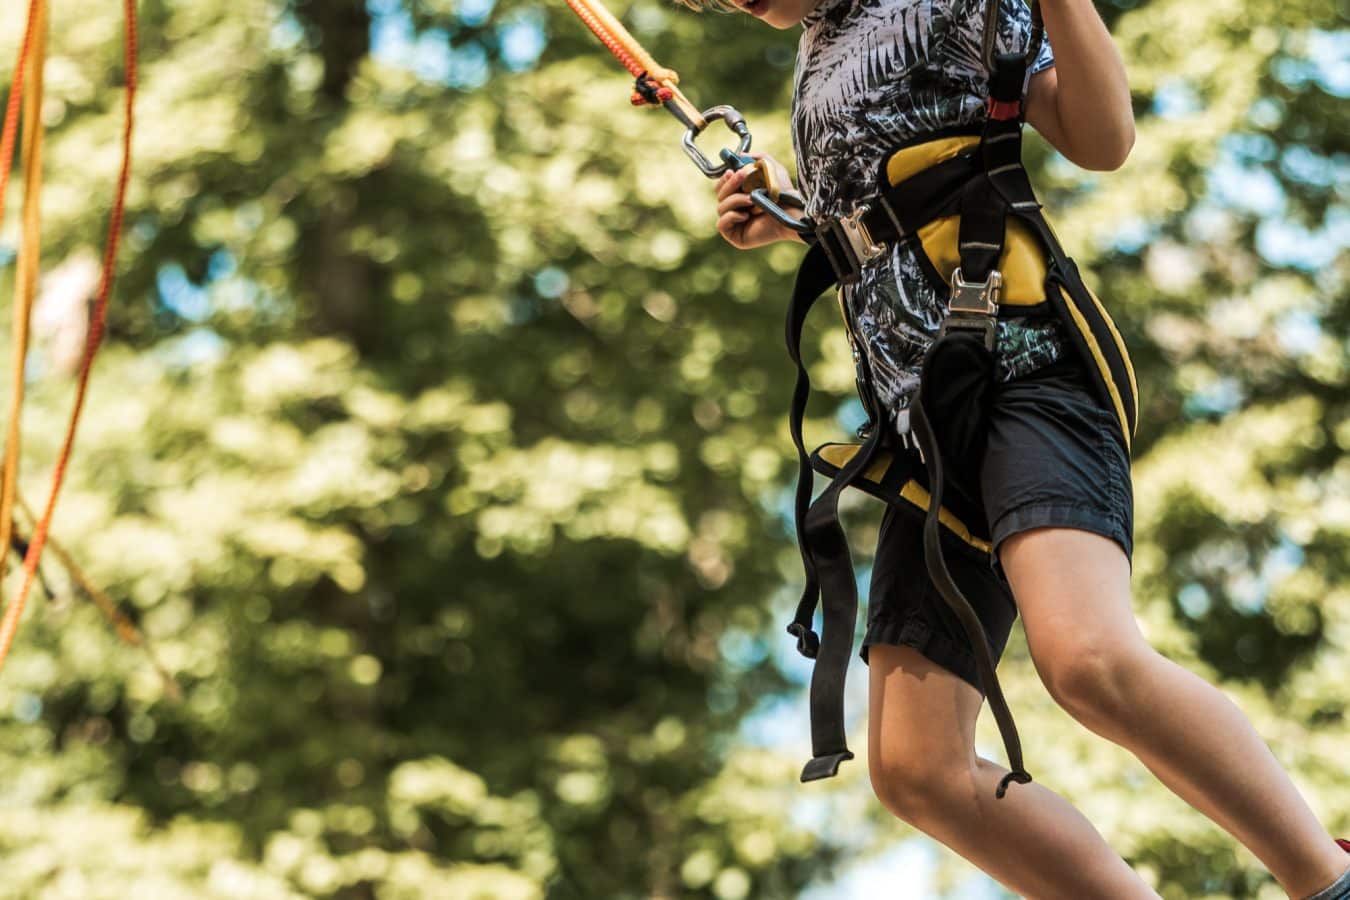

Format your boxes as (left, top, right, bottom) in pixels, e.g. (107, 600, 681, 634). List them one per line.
(0, 2, 42, 226)
(564, 0, 676, 82)
(563, 0, 704, 124)
(0, 0, 47, 611)
(0, 0, 137, 674)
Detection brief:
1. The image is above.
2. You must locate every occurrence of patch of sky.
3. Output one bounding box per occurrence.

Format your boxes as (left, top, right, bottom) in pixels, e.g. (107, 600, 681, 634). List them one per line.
(1275, 308, 1323, 356)
(801, 841, 941, 900)
(1228, 570, 1266, 614)
(718, 627, 770, 672)
(1275, 30, 1350, 97)
(1184, 203, 1230, 244)
(499, 9, 546, 71)
(1256, 212, 1347, 271)
(132, 219, 158, 245)
(1212, 131, 1350, 270)
(764, 481, 798, 537)
(1264, 534, 1304, 583)
(155, 329, 228, 372)
(835, 396, 869, 437)
(0, 246, 15, 267)
(23, 348, 46, 384)
(14, 693, 41, 724)
(1220, 132, 1277, 164)
(1182, 375, 1242, 419)
(1107, 215, 1158, 254)
(368, 0, 540, 86)
(1207, 154, 1285, 218)
(1305, 29, 1350, 97)
(368, 2, 486, 88)
(458, 0, 497, 27)
(1273, 55, 1321, 90)
(736, 694, 804, 748)
(1278, 144, 1342, 188)
(157, 263, 211, 322)
(269, 11, 305, 52)
(445, 42, 490, 89)
(1178, 582, 1212, 619)
(1151, 78, 1203, 119)
(533, 265, 569, 298)
(1247, 100, 1285, 135)
(208, 248, 237, 281)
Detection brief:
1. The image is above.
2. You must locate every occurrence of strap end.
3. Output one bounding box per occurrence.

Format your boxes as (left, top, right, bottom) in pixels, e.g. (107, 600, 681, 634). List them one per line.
(786, 622, 820, 659)
(801, 750, 854, 782)
(994, 769, 1033, 798)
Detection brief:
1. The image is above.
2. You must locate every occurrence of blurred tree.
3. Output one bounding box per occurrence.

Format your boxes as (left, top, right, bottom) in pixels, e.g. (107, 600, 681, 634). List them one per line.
(0, 0, 1342, 898)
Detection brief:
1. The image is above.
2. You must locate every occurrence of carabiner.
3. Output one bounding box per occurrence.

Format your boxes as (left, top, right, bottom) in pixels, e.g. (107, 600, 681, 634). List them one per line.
(750, 188, 813, 237)
(682, 105, 753, 178)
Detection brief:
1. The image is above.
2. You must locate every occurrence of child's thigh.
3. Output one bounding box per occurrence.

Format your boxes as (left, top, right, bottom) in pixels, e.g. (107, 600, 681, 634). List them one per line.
(867, 643, 986, 781)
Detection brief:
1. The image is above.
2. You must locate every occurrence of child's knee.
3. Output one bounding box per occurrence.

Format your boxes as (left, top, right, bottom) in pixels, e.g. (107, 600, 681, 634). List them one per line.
(869, 746, 978, 823)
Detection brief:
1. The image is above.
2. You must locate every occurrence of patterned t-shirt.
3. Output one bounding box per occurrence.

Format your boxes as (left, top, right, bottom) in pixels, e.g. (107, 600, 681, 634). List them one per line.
(791, 0, 1067, 433)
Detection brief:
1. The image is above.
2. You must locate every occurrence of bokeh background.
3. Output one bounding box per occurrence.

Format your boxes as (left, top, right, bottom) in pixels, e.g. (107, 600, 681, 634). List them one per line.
(0, 0, 1345, 897)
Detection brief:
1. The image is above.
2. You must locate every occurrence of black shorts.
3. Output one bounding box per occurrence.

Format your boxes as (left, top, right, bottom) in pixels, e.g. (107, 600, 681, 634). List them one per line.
(859, 353, 1135, 695)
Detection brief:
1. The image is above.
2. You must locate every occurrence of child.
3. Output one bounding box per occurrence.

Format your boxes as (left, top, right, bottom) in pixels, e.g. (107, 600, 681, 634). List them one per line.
(698, 0, 1350, 895)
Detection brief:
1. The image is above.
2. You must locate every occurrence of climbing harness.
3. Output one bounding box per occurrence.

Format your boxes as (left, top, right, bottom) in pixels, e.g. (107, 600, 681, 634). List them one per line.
(0, 0, 138, 676)
(563, 0, 805, 217)
(782, 0, 1139, 795)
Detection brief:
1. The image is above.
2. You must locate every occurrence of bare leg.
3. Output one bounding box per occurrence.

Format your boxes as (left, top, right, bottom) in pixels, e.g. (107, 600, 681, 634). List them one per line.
(999, 527, 1350, 899)
(868, 643, 1161, 899)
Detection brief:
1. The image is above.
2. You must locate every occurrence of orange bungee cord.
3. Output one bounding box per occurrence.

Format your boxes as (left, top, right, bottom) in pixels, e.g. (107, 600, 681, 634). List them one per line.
(0, 0, 138, 676)
(563, 0, 806, 224)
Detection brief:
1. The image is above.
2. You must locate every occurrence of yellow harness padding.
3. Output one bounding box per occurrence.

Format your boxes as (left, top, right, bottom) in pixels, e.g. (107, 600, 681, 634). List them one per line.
(815, 443, 993, 554)
(880, 134, 1139, 446)
(885, 135, 1048, 308)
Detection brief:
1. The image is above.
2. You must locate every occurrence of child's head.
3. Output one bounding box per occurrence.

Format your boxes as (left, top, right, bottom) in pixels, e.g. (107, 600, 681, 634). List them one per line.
(675, 0, 823, 30)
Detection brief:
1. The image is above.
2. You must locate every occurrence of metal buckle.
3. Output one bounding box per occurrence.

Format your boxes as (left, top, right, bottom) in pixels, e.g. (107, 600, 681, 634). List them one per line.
(815, 204, 886, 285)
(939, 266, 1003, 351)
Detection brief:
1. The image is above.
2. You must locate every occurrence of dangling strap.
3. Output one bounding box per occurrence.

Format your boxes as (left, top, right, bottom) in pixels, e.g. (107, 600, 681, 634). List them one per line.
(784, 245, 847, 661)
(783, 245, 896, 781)
(908, 356, 1032, 798)
(797, 419, 885, 780)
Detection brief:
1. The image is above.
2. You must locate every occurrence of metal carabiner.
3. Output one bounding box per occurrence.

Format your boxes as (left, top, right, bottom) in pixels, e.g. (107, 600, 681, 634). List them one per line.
(716, 146, 814, 237)
(750, 188, 813, 236)
(682, 105, 753, 178)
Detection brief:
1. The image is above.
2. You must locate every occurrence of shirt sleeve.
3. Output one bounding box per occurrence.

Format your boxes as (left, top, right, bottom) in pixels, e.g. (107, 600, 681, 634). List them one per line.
(991, 0, 1055, 75)
(1029, 24, 1055, 75)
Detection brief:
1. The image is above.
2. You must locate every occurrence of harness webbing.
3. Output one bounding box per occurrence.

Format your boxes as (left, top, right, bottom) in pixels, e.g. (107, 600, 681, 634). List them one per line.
(786, 101, 1039, 794)
(788, 36, 1139, 794)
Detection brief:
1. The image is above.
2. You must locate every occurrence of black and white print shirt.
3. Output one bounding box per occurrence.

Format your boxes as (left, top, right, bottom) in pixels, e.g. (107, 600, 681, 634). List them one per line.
(791, 0, 1067, 431)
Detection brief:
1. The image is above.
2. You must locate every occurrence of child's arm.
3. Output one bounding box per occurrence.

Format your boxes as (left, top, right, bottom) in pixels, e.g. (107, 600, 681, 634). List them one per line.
(1023, 0, 1135, 171)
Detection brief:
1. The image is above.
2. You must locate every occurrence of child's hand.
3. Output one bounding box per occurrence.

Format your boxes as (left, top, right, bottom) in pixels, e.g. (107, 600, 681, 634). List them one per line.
(715, 153, 804, 250)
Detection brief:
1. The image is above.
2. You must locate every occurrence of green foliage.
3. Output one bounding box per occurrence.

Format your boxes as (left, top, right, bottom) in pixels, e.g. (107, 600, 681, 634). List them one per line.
(0, 0, 1344, 896)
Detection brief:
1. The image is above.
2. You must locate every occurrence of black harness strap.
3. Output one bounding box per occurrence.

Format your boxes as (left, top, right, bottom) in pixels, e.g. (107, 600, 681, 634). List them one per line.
(784, 244, 850, 661)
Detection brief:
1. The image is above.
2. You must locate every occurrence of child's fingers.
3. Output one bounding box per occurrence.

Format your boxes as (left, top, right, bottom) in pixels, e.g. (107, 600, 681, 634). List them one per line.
(715, 164, 752, 201)
(717, 209, 749, 236)
(717, 192, 755, 217)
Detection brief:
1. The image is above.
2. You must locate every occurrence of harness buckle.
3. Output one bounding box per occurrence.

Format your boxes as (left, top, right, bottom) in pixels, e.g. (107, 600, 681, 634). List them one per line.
(815, 204, 886, 285)
(939, 266, 1002, 351)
